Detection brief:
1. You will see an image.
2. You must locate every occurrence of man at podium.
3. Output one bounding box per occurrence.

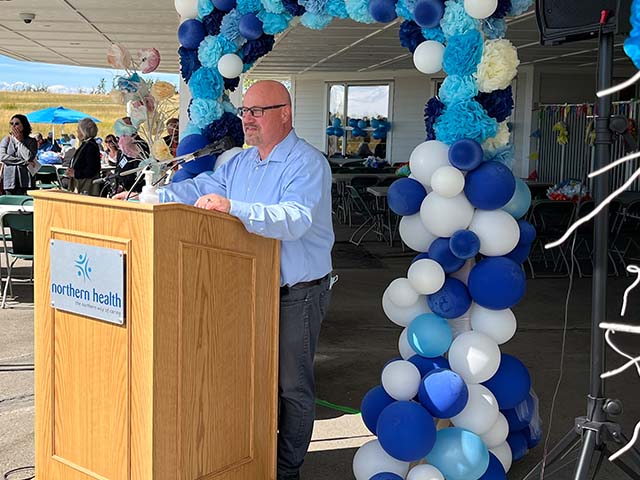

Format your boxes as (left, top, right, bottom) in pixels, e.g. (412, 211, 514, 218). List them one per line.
(157, 80, 335, 480)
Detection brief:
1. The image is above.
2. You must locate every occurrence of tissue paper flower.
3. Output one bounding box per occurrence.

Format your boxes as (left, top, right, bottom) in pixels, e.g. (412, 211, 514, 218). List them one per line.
(107, 43, 132, 69)
(301, 12, 333, 29)
(440, 0, 479, 37)
(482, 17, 507, 40)
(345, 0, 375, 23)
(189, 66, 224, 100)
(476, 39, 520, 92)
(119, 135, 141, 158)
(434, 100, 498, 145)
(258, 11, 292, 34)
(439, 75, 478, 104)
(152, 139, 173, 161)
(326, 0, 348, 18)
(442, 29, 483, 76)
(151, 81, 176, 101)
(203, 9, 226, 35)
(189, 98, 224, 128)
(138, 48, 161, 73)
(399, 20, 425, 53)
(482, 121, 511, 150)
(198, 34, 238, 69)
(179, 47, 201, 83)
(262, 0, 287, 13)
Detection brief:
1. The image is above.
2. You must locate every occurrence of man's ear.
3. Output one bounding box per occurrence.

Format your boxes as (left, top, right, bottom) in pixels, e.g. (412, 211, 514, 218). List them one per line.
(282, 105, 292, 123)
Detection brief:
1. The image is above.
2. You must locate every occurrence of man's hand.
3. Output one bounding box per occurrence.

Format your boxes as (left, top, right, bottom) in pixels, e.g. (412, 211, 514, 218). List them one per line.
(195, 193, 231, 213)
(113, 191, 138, 200)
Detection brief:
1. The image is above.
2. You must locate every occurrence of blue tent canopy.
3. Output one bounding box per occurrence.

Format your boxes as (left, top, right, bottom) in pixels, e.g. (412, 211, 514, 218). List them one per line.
(26, 106, 101, 124)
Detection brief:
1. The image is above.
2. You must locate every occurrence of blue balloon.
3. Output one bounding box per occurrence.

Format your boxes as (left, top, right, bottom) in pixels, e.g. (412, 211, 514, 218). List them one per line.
(502, 394, 535, 432)
(503, 242, 531, 265)
(326, 127, 336, 136)
(373, 128, 387, 140)
(334, 127, 345, 137)
(464, 161, 516, 210)
(352, 128, 364, 138)
(348, 118, 359, 128)
(361, 385, 395, 435)
(213, 0, 236, 11)
(408, 354, 450, 376)
(333, 117, 342, 128)
(178, 19, 206, 50)
(503, 177, 532, 219)
(468, 257, 526, 310)
(413, 0, 445, 28)
(407, 313, 453, 357)
(418, 368, 469, 418)
(371, 118, 380, 129)
(518, 219, 536, 245)
(449, 138, 483, 171)
(429, 237, 466, 273)
(171, 168, 195, 183)
(412, 252, 430, 263)
(522, 422, 542, 449)
(507, 431, 529, 462)
(368, 0, 398, 22)
(377, 401, 436, 462)
(388, 178, 427, 216)
(428, 278, 471, 319)
(357, 120, 367, 129)
(369, 473, 404, 480)
(177, 134, 217, 174)
(484, 354, 531, 409)
(450, 230, 481, 260)
(239, 13, 264, 40)
(479, 453, 507, 479)
(426, 427, 490, 480)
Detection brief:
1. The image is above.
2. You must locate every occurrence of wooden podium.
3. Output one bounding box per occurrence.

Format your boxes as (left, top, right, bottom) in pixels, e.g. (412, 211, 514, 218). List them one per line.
(32, 191, 280, 480)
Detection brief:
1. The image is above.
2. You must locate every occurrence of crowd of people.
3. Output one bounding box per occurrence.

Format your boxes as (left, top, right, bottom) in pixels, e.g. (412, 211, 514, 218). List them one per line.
(0, 114, 180, 196)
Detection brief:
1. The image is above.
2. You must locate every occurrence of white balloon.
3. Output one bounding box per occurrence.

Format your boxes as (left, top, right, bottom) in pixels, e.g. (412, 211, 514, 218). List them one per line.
(450, 258, 475, 285)
(451, 384, 499, 435)
(381, 360, 421, 401)
(407, 259, 445, 295)
(399, 213, 437, 252)
(214, 146, 243, 171)
(353, 439, 411, 480)
(464, 0, 498, 18)
(399, 328, 417, 359)
(409, 140, 450, 188)
(448, 331, 501, 384)
(481, 412, 509, 448)
(382, 291, 431, 327)
(420, 193, 475, 238)
(385, 278, 419, 307)
(470, 304, 517, 345)
(468, 209, 520, 257)
(448, 314, 472, 339)
(413, 40, 445, 74)
(407, 464, 445, 480)
(490, 442, 513, 473)
(431, 166, 465, 198)
(174, 0, 199, 18)
(217, 53, 244, 79)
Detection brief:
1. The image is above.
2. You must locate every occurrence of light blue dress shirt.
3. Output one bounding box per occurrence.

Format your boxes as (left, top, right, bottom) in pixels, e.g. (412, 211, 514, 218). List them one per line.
(159, 129, 335, 286)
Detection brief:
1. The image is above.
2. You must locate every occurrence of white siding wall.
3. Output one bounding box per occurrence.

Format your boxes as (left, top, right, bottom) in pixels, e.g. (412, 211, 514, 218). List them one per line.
(390, 76, 430, 163)
(291, 78, 326, 151)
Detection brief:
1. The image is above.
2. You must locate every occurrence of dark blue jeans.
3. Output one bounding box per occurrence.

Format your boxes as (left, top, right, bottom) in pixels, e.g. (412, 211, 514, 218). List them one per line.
(277, 276, 331, 480)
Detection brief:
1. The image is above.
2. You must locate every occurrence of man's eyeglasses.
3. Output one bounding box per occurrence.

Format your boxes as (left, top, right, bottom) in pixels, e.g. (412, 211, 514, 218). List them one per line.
(237, 104, 287, 118)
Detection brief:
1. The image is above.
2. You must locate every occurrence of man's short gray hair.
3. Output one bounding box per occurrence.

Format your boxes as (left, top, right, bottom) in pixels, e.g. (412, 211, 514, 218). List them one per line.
(77, 117, 98, 139)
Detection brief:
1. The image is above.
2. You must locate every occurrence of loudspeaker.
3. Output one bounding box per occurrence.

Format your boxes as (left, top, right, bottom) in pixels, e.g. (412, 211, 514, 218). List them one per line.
(536, 0, 632, 45)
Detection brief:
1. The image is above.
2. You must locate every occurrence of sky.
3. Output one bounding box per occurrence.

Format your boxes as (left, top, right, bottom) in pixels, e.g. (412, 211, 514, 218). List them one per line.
(0, 54, 179, 93)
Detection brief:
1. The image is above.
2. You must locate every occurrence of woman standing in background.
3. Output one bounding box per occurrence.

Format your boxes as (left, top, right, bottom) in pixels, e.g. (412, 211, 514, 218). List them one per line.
(68, 118, 101, 196)
(0, 114, 37, 195)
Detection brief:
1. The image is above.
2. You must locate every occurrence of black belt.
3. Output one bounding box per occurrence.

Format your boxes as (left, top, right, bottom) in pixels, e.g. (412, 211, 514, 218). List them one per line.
(280, 273, 330, 294)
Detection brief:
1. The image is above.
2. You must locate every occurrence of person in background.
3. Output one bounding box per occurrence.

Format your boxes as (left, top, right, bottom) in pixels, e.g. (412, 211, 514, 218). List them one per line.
(374, 141, 386, 159)
(0, 114, 38, 195)
(40, 132, 61, 153)
(104, 134, 121, 167)
(163, 118, 179, 157)
(68, 118, 101, 196)
(35, 133, 44, 150)
(355, 136, 373, 158)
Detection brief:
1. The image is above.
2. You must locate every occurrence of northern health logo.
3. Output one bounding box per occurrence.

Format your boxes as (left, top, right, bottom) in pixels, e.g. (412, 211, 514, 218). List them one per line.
(74, 253, 92, 281)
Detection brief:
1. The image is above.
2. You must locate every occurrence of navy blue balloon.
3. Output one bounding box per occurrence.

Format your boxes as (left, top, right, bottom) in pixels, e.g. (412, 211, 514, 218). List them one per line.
(348, 118, 359, 128)
(413, 0, 445, 28)
(326, 126, 336, 136)
(239, 13, 264, 40)
(522, 422, 542, 449)
(368, 0, 398, 23)
(507, 431, 529, 462)
(409, 354, 450, 377)
(360, 385, 395, 435)
(502, 394, 535, 432)
(333, 117, 342, 128)
(429, 237, 466, 273)
(464, 161, 516, 210)
(418, 368, 469, 418)
(518, 219, 536, 245)
(177, 134, 217, 175)
(388, 178, 427, 216)
(358, 120, 368, 129)
(428, 278, 471, 319)
(334, 127, 345, 136)
(369, 474, 404, 480)
(171, 167, 194, 183)
(377, 401, 437, 461)
(213, 0, 237, 11)
(504, 241, 531, 264)
(178, 19, 206, 50)
(479, 453, 507, 479)
(484, 354, 531, 409)
(352, 128, 365, 137)
(449, 138, 483, 171)
(412, 252, 430, 263)
(468, 257, 526, 310)
(450, 230, 481, 260)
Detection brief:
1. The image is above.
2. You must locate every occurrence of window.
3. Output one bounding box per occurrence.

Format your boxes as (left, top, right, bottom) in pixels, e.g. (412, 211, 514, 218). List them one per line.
(326, 82, 392, 161)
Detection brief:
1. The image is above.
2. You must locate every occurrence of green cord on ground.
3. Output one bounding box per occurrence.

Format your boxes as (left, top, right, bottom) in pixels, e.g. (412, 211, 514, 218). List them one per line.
(315, 398, 361, 415)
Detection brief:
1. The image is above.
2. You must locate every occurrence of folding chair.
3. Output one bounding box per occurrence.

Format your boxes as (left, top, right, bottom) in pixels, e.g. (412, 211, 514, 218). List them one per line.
(1, 211, 34, 308)
(56, 167, 70, 190)
(346, 185, 389, 246)
(0, 196, 33, 244)
(35, 165, 59, 189)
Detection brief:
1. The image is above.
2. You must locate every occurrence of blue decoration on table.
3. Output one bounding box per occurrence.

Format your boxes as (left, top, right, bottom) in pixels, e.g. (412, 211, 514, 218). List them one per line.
(503, 242, 531, 265)
(377, 401, 437, 462)
(434, 100, 498, 145)
(357, 119, 367, 129)
(448, 138, 483, 171)
(369, 473, 404, 480)
(189, 98, 224, 128)
(198, 34, 237, 69)
(507, 431, 529, 462)
(346, 0, 376, 23)
(203, 9, 226, 35)
(508, 0, 532, 16)
(409, 354, 450, 376)
(411, 252, 430, 263)
(424, 96, 445, 141)
(213, 0, 237, 11)
(372, 128, 387, 139)
(399, 20, 426, 53)
(177, 134, 218, 175)
(429, 237, 466, 273)
(442, 29, 483, 76)
(333, 117, 342, 128)
(479, 453, 507, 479)
(413, 0, 445, 28)
(282, 0, 306, 16)
(348, 118, 359, 128)
(450, 230, 480, 259)
(352, 128, 365, 137)
(239, 13, 264, 39)
(439, 75, 478, 105)
(440, 0, 480, 37)
(468, 257, 526, 310)
(490, 0, 511, 19)
(387, 178, 427, 216)
(428, 278, 471, 319)
(484, 353, 531, 409)
(179, 19, 206, 50)
(502, 394, 535, 431)
(326, 127, 336, 136)
(427, 427, 490, 480)
(476, 86, 514, 123)
(361, 385, 395, 434)
(326, 0, 349, 17)
(518, 219, 536, 245)
(422, 26, 446, 43)
(241, 34, 276, 63)
(407, 313, 453, 357)
(502, 177, 531, 219)
(221, 9, 243, 41)
(204, 111, 245, 145)
(418, 368, 469, 418)
(483, 17, 507, 40)
(189, 67, 224, 100)
(236, 0, 262, 14)
(179, 47, 201, 83)
(464, 161, 516, 210)
(369, 0, 398, 22)
(301, 12, 334, 28)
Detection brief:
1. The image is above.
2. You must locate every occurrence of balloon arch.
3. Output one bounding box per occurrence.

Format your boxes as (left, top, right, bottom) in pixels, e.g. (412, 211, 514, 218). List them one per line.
(174, 0, 541, 477)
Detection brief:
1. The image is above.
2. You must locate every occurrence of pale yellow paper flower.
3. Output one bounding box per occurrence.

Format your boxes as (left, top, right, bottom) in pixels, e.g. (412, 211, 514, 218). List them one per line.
(152, 139, 172, 161)
(151, 81, 176, 101)
(476, 39, 520, 93)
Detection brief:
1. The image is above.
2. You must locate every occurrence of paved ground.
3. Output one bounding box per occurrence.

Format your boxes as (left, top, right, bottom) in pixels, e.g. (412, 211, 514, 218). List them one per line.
(2, 223, 640, 479)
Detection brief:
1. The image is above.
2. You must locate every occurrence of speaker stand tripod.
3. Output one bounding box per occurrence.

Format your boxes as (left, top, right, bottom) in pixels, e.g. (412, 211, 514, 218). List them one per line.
(523, 29, 640, 480)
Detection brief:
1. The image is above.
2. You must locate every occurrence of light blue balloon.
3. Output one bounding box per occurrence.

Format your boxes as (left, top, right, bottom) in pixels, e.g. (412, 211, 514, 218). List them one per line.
(407, 313, 452, 357)
(426, 428, 490, 480)
(502, 177, 532, 219)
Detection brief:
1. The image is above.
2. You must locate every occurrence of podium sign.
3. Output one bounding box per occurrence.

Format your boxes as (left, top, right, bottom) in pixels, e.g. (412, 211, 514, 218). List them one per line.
(50, 239, 125, 325)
